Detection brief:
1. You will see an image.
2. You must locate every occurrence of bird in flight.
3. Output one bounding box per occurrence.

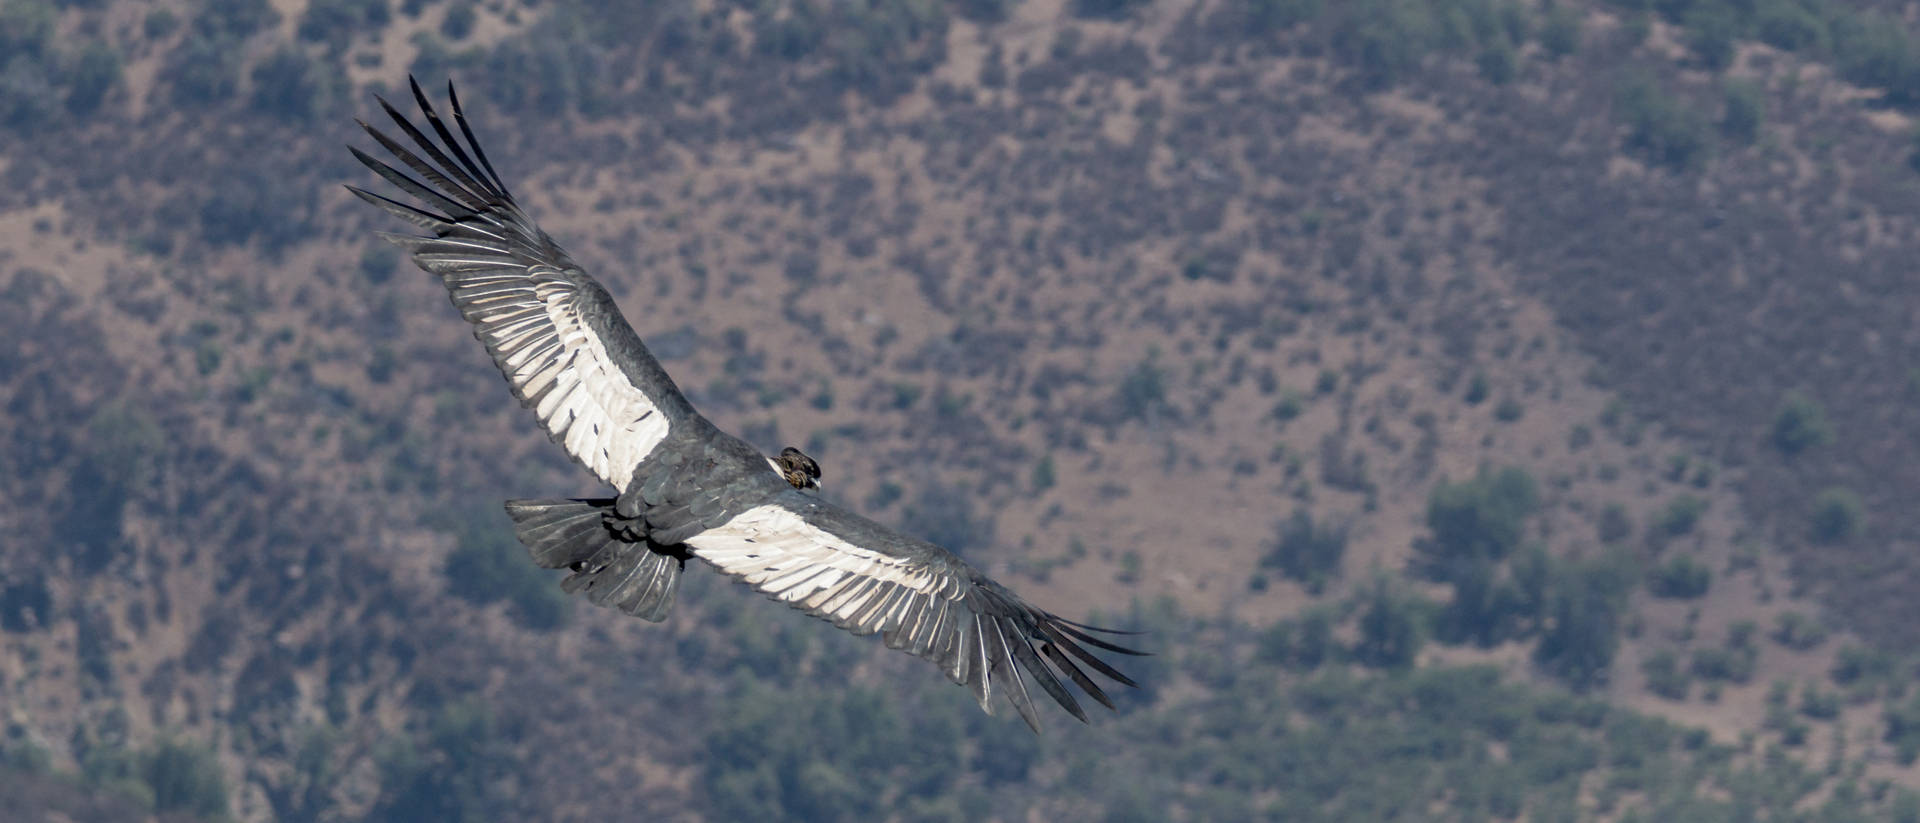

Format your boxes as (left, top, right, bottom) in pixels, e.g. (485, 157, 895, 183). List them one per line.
(347, 78, 1142, 730)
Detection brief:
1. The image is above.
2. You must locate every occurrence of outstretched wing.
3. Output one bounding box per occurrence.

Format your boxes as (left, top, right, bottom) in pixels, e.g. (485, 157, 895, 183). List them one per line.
(679, 491, 1144, 731)
(347, 78, 694, 492)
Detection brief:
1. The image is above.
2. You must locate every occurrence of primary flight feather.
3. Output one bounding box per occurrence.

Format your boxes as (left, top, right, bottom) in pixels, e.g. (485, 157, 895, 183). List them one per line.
(348, 78, 1142, 730)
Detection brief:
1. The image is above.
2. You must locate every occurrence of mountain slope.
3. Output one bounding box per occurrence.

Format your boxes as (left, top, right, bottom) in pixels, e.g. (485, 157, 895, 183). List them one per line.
(6, 0, 1920, 819)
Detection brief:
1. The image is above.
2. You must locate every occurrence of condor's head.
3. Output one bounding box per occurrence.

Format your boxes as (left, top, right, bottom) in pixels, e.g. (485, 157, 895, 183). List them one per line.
(775, 446, 821, 491)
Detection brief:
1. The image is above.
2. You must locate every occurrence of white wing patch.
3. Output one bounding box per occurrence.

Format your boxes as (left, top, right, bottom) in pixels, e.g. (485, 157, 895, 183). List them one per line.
(459, 268, 671, 492)
(684, 504, 957, 624)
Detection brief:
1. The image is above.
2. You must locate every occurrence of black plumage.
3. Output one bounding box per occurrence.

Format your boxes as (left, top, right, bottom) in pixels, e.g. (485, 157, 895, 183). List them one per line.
(351, 78, 1142, 730)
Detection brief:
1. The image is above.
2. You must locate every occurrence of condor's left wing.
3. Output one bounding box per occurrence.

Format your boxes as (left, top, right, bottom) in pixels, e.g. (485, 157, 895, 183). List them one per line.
(674, 488, 1144, 731)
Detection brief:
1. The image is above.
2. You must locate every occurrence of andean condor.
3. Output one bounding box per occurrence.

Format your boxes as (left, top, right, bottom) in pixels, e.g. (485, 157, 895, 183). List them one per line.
(347, 79, 1143, 730)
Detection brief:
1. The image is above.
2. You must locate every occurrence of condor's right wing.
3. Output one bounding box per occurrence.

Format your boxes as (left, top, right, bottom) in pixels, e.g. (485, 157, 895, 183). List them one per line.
(347, 78, 699, 492)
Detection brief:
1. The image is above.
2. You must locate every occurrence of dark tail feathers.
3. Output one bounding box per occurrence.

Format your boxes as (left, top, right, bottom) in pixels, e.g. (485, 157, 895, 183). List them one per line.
(503, 499, 685, 623)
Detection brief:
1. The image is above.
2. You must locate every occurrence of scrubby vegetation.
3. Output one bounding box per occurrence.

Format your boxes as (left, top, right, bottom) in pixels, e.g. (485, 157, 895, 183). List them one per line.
(9, 0, 1920, 818)
(1260, 510, 1349, 592)
(1771, 391, 1833, 456)
(1414, 467, 1538, 642)
(663, 598, 1920, 820)
(439, 506, 573, 632)
(1646, 554, 1712, 599)
(1617, 70, 1713, 171)
(1808, 487, 1864, 544)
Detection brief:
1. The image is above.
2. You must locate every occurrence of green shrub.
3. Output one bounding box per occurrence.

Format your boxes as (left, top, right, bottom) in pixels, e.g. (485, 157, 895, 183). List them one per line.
(360, 242, 400, 283)
(1179, 252, 1234, 283)
(370, 699, 516, 821)
(1771, 390, 1832, 455)
(1271, 389, 1306, 422)
(902, 481, 994, 555)
(1721, 79, 1763, 144)
(299, 0, 390, 51)
(79, 738, 149, 807)
(1833, 12, 1920, 107)
(1889, 694, 1920, 765)
(699, 681, 973, 820)
(1646, 554, 1711, 598)
(1247, 0, 1324, 30)
(1682, 5, 1736, 71)
(956, 0, 1018, 23)
(1355, 577, 1425, 669)
(441, 0, 476, 39)
(0, 54, 60, 133)
(0, 575, 50, 633)
(0, 0, 55, 59)
(1690, 646, 1755, 684)
(1464, 371, 1489, 404)
(1116, 550, 1142, 584)
(1418, 465, 1538, 576)
(87, 401, 166, 487)
(1261, 510, 1349, 592)
(1328, 0, 1443, 88)
(753, 0, 949, 101)
(1436, 554, 1529, 647)
(1756, 0, 1826, 52)
(1596, 503, 1632, 544)
(144, 8, 179, 39)
(1655, 494, 1707, 538)
(865, 481, 902, 510)
(1619, 9, 1650, 48)
(195, 339, 223, 376)
(143, 737, 229, 818)
(63, 42, 122, 114)
(251, 48, 326, 121)
(1413, 467, 1545, 647)
(1664, 454, 1690, 482)
(758, 11, 822, 60)
(1801, 684, 1841, 720)
(1893, 790, 1920, 823)
(1616, 72, 1710, 171)
(1072, 0, 1148, 19)
(1535, 553, 1633, 688)
(1728, 619, 1757, 650)
(1476, 42, 1516, 85)
(1642, 649, 1689, 700)
(1831, 643, 1895, 686)
(1809, 487, 1864, 544)
(165, 34, 241, 106)
(442, 509, 571, 632)
(1771, 611, 1828, 651)
(195, 0, 280, 40)
(1, 737, 51, 774)
(1539, 1, 1581, 58)
(783, 252, 820, 284)
(1257, 608, 1338, 669)
(76, 607, 115, 686)
(1116, 355, 1168, 422)
(1030, 455, 1055, 492)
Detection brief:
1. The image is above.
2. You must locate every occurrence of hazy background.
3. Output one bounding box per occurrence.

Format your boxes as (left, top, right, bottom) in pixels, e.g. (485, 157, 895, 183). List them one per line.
(5, 0, 1920, 819)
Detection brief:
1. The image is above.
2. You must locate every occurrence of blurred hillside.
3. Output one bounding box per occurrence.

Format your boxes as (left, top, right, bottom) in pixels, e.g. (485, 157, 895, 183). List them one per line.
(7, 0, 1920, 820)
